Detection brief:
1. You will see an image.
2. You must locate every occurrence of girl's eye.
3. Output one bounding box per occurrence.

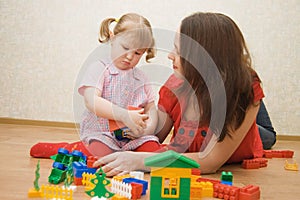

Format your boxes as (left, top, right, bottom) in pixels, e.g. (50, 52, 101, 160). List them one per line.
(122, 46, 129, 51)
(135, 51, 142, 55)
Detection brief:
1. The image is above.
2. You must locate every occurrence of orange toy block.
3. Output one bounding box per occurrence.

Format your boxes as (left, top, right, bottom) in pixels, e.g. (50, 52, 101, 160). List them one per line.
(109, 106, 141, 131)
(242, 158, 268, 169)
(239, 185, 260, 200)
(263, 150, 294, 158)
(213, 183, 240, 200)
(87, 156, 98, 168)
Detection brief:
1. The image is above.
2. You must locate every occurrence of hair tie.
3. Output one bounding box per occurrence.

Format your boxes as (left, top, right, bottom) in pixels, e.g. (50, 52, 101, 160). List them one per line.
(115, 18, 119, 23)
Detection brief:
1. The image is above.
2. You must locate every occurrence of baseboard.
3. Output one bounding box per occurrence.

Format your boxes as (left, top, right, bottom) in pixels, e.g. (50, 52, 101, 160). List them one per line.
(0, 117, 300, 140)
(277, 135, 300, 141)
(0, 117, 78, 129)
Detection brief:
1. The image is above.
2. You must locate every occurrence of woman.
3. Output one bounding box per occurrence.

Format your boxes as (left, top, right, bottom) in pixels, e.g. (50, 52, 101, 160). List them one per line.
(94, 12, 265, 176)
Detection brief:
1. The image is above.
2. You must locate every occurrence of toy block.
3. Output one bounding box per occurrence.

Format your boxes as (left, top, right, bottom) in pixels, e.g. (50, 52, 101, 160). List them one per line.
(130, 182, 143, 200)
(28, 188, 43, 198)
(73, 177, 83, 186)
(242, 158, 268, 169)
(213, 183, 240, 200)
(191, 168, 201, 176)
(123, 177, 148, 195)
(284, 160, 299, 171)
(112, 174, 132, 182)
(239, 185, 260, 200)
(72, 161, 97, 178)
(196, 177, 220, 186)
(87, 156, 98, 168)
(221, 171, 233, 183)
(111, 194, 129, 200)
(130, 171, 144, 180)
(263, 150, 294, 158)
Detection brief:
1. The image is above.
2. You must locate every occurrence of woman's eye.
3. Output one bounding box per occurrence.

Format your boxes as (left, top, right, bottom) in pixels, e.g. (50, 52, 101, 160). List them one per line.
(135, 51, 142, 55)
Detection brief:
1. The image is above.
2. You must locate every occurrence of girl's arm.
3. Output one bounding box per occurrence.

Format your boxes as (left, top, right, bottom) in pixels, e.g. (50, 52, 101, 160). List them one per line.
(83, 86, 148, 135)
(182, 102, 260, 174)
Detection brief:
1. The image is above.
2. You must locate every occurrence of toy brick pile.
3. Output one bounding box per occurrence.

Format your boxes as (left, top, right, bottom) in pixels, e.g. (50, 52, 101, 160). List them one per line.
(28, 148, 297, 200)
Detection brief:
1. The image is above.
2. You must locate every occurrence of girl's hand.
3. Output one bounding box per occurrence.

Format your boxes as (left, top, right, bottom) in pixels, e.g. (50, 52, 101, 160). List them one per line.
(122, 109, 148, 137)
(93, 151, 150, 177)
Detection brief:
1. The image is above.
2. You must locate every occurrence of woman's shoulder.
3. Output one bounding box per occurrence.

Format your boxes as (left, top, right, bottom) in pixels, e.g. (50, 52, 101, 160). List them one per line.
(164, 74, 184, 89)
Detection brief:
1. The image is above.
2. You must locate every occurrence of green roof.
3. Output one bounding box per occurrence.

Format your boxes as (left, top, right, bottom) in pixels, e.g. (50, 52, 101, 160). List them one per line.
(144, 150, 200, 168)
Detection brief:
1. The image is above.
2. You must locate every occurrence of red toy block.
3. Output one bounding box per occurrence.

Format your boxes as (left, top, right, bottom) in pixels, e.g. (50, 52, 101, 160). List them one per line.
(239, 185, 260, 200)
(192, 168, 201, 176)
(73, 176, 83, 185)
(242, 158, 268, 169)
(87, 156, 98, 168)
(213, 183, 240, 200)
(130, 182, 143, 200)
(263, 150, 294, 158)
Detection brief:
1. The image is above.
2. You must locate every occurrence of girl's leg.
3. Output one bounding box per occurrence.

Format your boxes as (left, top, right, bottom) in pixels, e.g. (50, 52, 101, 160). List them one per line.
(87, 140, 114, 157)
(134, 141, 162, 152)
(30, 141, 92, 158)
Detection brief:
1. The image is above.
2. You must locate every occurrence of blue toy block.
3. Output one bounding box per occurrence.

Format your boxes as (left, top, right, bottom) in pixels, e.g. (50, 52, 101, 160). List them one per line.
(72, 161, 97, 178)
(123, 177, 148, 195)
(221, 180, 233, 186)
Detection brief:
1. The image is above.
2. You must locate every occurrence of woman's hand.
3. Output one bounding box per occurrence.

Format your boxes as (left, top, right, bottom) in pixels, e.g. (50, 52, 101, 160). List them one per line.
(122, 109, 148, 137)
(93, 151, 152, 177)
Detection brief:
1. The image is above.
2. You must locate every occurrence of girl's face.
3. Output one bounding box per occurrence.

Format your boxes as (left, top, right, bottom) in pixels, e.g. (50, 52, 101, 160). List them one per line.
(111, 35, 146, 70)
(168, 31, 183, 76)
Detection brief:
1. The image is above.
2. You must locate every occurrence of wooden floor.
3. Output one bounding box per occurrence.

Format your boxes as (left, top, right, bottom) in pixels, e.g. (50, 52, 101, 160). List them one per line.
(0, 124, 299, 200)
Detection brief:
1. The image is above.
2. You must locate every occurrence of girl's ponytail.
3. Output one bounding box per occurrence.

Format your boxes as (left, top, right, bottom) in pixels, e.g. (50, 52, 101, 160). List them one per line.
(99, 18, 117, 43)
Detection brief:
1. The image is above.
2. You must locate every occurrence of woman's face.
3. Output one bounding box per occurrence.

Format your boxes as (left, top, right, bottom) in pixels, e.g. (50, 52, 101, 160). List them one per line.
(168, 31, 183, 76)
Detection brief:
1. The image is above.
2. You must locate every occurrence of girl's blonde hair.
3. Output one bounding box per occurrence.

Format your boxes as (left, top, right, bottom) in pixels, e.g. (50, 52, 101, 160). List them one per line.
(99, 13, 155, 62)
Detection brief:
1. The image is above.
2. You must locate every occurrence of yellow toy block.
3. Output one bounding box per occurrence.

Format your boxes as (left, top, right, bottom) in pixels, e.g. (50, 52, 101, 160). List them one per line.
(200, 181, 213, 197)
(112, 174, 132, 182)
(27, 188, 43, 198)
(284, 160, 299, 171)
(111, 194, 130, 200)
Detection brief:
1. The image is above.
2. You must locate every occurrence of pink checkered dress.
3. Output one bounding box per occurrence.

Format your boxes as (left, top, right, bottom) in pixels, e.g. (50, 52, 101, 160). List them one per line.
(78, 59, 158, 151)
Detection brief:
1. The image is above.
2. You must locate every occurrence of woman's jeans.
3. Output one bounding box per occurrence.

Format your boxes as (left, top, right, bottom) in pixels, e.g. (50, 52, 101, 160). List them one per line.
(257, 101, 277, 149)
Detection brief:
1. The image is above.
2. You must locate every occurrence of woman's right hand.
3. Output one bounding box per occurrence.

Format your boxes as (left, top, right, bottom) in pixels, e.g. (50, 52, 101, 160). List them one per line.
(122, 109, 148, 137)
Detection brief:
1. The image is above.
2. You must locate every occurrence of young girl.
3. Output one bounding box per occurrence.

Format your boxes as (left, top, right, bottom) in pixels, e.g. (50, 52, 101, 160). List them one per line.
(30, 13, 160, 158)
(93, 12, 266, 176)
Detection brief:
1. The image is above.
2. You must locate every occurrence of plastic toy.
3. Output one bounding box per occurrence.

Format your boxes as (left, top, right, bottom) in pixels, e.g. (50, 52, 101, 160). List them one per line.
(48, 148, 86, 184)
(40, 184, 73, 200)
(144, 150, 200, 200)
(28, 160, 43, 198)
(242, 158, 268, 169)
(72, 161, 97, 185)
(111, 179, 132, 199)
(213, 183, 240, 199)
(109, 106, 140, 141)
(284, 160, 299, 171)
(239, 185, 260, 200)
(263, 150, 294, 158)
(85, 167, 115, 198)
(220, 171, 233, 185)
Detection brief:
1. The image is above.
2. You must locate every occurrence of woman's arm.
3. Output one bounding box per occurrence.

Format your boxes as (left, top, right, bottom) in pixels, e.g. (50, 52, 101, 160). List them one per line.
(83, 86, 148, 134)
(183, 102, 260, 174)
(155, 109, 174, 143)
(140, 102, 158, 136)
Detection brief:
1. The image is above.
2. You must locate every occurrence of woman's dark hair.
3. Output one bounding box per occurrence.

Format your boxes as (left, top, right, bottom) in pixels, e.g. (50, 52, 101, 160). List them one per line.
(179, 12, 259, 141)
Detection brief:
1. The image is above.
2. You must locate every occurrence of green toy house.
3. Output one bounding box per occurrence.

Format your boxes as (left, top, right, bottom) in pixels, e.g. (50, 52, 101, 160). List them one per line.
(144, 150, 200, 200)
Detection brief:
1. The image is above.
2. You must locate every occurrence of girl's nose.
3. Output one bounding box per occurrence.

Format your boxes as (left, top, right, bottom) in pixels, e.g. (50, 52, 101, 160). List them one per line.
(126, 51, 134, 60)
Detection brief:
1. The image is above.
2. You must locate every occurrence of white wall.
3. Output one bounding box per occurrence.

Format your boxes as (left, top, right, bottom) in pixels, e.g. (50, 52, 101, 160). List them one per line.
(0, 0, 299, 135)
